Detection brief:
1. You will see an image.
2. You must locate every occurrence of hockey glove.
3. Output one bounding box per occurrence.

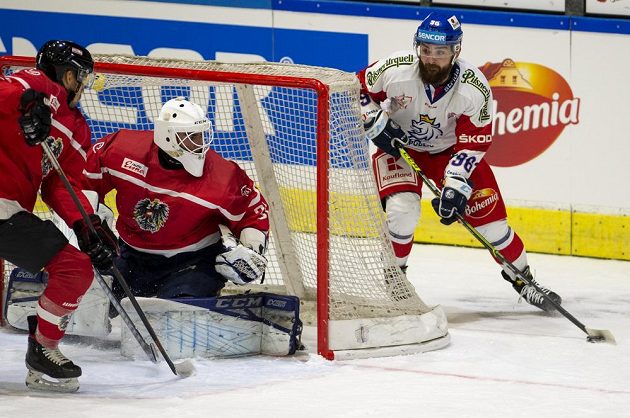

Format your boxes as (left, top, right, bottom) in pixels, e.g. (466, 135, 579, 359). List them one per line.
(73, 214, 119, 272)
(431, 176, 473, 225)
(362, 98, 408, 158)
(19, 89, 52, 146)
(215, 230, 268, 285)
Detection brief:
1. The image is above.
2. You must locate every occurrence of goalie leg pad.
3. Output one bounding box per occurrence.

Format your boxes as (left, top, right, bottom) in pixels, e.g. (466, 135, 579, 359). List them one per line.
(120, 293, 303, 360)
(4, 268, 47, 330)
(5, 267, 112, 337)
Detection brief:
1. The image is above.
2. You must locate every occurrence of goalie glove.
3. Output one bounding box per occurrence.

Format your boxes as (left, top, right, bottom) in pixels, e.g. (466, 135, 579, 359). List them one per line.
(361, 94, 408, 158)
(215, 228, 268, 285)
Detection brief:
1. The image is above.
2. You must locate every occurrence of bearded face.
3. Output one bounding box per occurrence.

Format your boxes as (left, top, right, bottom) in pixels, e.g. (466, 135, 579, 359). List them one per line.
(416, 42, 459, 86)
(418, 59, 453, 85)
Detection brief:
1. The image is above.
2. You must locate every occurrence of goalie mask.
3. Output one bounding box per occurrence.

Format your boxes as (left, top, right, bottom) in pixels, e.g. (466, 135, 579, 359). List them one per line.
(154, 98, 213, 177)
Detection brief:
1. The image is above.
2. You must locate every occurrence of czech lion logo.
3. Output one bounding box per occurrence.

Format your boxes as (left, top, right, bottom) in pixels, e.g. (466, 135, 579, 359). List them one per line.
(408, 114, 444, 147)
(133, 198, 169, 233)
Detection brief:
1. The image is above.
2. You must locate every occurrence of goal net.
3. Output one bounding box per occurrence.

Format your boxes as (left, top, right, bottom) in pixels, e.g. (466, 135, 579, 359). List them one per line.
(0, 55, 449, 359)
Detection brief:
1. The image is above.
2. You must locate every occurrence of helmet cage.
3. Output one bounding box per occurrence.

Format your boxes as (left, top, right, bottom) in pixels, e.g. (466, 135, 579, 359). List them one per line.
(154, 98, 213, 177)
(171, 125, 213, 156)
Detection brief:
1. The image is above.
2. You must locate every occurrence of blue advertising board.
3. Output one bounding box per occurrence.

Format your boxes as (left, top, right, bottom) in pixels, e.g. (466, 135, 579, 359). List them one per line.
(0, 9, 367, 71)
(0, 8, 368, 167)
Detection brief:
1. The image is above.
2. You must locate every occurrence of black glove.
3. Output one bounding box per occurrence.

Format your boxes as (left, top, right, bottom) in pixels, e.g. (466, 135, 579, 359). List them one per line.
(364, 108, 408, 158)
(431, 176, 473, 225)
(19, 89, 52, 146)
(73, 214, 119, 272)
(374, 118, 409, 158)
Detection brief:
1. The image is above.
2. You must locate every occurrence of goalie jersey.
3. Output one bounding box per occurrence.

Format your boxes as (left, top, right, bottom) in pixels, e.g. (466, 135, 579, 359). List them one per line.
(83, 130, 269, 256)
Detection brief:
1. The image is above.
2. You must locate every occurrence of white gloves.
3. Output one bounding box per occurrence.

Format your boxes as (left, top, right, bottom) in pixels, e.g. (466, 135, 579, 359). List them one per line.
(215, 228, 268, 285)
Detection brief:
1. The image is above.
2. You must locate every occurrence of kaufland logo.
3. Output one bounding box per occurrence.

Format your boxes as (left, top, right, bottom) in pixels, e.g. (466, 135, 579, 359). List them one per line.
(479, 59, 581, 167)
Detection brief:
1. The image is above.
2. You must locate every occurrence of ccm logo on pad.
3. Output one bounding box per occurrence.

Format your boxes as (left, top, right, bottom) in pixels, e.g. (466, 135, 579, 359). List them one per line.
(122, 158, 148, 177)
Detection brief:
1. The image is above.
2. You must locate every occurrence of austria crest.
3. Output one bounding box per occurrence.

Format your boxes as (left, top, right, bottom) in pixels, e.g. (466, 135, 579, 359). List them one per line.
(133, 198, 169, 233)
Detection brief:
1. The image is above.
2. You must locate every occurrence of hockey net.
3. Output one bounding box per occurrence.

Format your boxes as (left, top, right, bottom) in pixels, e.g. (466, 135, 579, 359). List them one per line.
(0, 55, 448, 359)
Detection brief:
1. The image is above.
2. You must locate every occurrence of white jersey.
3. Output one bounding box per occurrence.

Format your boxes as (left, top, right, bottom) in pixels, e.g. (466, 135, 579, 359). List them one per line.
(359, 51, 493, 178)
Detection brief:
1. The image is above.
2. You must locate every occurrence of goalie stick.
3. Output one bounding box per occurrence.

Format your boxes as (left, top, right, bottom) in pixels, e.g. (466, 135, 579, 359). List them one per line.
(40, 141, 195, 377)
(399, 148, 616, 345)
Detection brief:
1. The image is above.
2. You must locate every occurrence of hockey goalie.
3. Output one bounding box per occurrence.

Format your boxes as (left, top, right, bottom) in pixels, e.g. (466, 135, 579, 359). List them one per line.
(4, 97, 303, 359)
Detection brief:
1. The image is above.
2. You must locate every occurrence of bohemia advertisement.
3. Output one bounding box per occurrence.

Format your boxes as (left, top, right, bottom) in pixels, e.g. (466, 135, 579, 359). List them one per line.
(479, 59, 580, 167)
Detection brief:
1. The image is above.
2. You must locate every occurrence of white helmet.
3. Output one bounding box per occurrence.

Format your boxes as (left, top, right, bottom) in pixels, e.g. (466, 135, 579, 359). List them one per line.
(154, 97, 213, 177)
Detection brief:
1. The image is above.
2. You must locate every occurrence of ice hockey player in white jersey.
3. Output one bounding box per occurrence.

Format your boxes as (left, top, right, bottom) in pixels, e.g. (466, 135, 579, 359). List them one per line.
(358, 12, 562, 312)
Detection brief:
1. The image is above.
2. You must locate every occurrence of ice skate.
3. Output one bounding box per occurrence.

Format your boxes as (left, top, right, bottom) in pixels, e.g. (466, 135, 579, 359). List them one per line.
(25, 316, 81, 393)
(502, 267, 562, 313)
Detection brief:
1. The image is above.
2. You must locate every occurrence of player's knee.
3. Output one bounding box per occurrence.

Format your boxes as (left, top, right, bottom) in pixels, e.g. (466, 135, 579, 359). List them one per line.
(48, 244, 95, 292)
(386, 192, 421, 237)
(475, 219, 511, 246)
(70, 254, 96, 296)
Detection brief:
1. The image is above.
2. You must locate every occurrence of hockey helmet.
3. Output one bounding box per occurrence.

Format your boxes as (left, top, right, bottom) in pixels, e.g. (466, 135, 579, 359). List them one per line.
(414, 12, 463, 56)
(154, 97, 213, 177)
(36, 40, 95, 89)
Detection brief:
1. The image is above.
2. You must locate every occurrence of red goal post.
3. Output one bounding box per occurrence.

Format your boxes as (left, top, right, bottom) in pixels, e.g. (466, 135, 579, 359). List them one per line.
(0, 55, 449, 358)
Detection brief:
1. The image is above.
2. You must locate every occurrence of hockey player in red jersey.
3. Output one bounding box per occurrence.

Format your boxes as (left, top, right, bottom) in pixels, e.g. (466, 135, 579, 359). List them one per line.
(83, 97, 269, 303)
(0, 40, 117, 392)
(358, 12, 562, 312)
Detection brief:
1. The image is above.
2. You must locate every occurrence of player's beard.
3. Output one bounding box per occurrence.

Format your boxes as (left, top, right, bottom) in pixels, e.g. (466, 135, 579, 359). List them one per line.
(419, 60, 452, 86)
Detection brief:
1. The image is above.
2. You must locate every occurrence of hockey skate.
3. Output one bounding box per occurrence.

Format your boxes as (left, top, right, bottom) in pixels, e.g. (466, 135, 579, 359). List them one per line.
(25, 316, 81, 393)
(502, 267, 562, 313)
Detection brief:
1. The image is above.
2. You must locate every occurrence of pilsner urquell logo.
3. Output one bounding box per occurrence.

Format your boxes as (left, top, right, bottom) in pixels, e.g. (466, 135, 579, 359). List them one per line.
(479, 59, 580, 167)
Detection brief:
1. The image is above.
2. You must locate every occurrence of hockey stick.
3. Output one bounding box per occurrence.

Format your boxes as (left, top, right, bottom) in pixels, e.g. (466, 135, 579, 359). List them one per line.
(40, 141, 195, 376)
(399, 148, 616, 345)
(94, 269, 159, 362)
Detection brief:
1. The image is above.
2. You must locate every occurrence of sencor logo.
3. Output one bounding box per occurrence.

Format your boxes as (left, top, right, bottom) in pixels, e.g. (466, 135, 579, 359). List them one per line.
(416, 32, 447, 42)
(479, 59, 580, 167)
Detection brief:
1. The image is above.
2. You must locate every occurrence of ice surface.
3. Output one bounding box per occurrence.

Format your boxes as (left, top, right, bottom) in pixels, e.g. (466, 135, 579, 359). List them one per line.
(1, 244, 628, 417)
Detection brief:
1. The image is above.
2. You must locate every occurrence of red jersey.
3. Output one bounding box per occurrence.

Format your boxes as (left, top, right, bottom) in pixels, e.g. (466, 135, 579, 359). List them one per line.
(83, 130, 269, 256)
(0, 68, 93, 224)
